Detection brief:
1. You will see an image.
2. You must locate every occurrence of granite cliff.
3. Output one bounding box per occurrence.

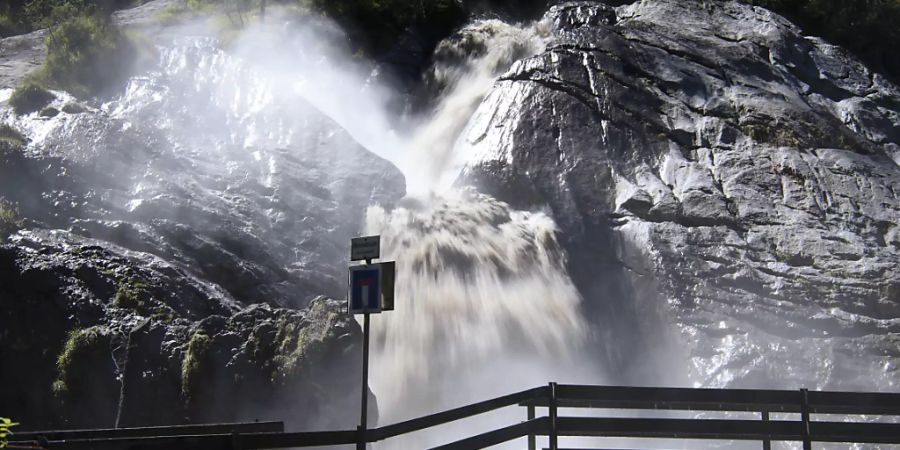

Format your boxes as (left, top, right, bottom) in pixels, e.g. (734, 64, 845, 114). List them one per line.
(1, 0, 898, 434)
(460, 0, 900, 389)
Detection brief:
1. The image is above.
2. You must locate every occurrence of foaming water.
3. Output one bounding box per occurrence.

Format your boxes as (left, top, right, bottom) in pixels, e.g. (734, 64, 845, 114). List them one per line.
(366, 190, 586, 411)
(4, 13, 595, 443)
(405, 19, 550, 194)
(365, 190, 591, 448)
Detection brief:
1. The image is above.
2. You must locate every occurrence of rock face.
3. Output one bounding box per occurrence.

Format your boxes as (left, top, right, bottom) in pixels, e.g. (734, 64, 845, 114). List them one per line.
(1, 38, 405, 308)
(1, 31, 400, 429)
(0, 229, 367, 430)
(460, 0, 900, 389)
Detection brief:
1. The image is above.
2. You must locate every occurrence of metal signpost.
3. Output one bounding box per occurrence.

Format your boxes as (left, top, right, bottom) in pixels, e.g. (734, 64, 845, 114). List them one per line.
(349, 235, 394, 450)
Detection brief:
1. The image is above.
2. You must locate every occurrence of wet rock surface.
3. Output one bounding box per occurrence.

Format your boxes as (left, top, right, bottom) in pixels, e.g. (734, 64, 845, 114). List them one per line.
(460, 0, 900, 389)
(0, 229, 367, 430)
(1, 25, 400, 429)
(0, 30, 46, 90)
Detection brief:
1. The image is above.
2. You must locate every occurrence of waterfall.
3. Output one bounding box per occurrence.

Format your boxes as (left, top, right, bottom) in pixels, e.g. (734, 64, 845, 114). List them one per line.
(366, 190, 587, 419)
(404, 19, 551, 194)
(361, 19, 595, 448)
(3, 13, 595, 445)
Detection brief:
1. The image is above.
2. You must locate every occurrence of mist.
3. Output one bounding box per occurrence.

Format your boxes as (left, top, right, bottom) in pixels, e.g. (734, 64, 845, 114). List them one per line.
(0, 1, 894, 449)
(202, 11, 609, 448)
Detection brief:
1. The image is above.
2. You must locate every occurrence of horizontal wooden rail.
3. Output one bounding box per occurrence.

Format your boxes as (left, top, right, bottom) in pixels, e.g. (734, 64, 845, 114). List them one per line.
(429, 417, 548, 450)
(38, 430, 359, 450)
(372, 386, 548, 441)
(18, 384, 900, 450)
(553, 417, 900, 443)
(520, 385, 900, 415)
(9, 421, 283, 443)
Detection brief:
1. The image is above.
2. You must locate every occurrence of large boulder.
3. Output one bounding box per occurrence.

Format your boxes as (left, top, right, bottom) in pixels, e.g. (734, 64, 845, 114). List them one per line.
(459, 0, 900, 389)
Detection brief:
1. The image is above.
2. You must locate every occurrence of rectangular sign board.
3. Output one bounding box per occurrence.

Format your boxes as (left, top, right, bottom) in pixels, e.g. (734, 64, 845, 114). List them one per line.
(349, 264, 382, 314)
(351, 236, 380, 261)
(348, 261, 395, 314)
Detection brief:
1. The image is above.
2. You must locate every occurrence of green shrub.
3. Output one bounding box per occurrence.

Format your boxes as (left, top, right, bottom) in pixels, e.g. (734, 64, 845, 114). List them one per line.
(181, 330, 212, 401)
(25, 0, 91, 29)
(40, 14, 136, 98)
(8, 80, 55, 115)
(0, 124, 26, 146)
(4, 0, 144, 35)
(53, 327, 104, 396)
(0, 198, 23, 238)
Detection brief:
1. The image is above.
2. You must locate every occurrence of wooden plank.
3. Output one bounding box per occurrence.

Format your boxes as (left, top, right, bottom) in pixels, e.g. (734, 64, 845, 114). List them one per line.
(428, 417, 547, 450)
(809, 422, 900, 444)
(10, 421, 283, 442)
(806, 390, 900, 415)
(41, 430, 358, 450)
(522, 385, 900, 416)
(372, 386, 548, 441)
(556, 417, 802, 440)
(527, 385, 803, 413)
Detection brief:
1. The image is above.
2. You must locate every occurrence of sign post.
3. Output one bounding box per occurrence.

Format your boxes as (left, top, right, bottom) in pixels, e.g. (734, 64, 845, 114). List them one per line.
(348, 236, 394, 450)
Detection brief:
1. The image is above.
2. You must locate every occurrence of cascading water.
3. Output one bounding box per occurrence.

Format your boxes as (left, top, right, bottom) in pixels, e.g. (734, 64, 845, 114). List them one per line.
(3, 12, 597, 446)
(354, 19, 604, 448)
(403, 19, 551, 194)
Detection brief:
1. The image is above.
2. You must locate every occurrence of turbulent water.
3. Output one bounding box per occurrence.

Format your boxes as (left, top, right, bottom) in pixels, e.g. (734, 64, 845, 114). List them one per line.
(1, 13, 591, 439)
(405, 19, 551, 194)
(366, 189, 587, 413)
(0, 16, 598, 447)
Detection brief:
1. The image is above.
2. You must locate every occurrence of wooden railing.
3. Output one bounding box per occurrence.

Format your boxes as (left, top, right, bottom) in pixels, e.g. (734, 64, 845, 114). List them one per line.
(10, 384, 900, 449)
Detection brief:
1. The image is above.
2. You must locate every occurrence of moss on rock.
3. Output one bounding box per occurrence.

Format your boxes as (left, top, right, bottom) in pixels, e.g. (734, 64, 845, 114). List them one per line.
(9, 81, 55, 115)
(39, 106, 60, 118)
(180, 330, 212, 402)
(60, 102, 87, 114)
(112, 280, 149, 311)
(0, 124, 26, 147)
(0, 198, 23, 239)
(53, 327, 105, 396)
(272, 316, 310, 382)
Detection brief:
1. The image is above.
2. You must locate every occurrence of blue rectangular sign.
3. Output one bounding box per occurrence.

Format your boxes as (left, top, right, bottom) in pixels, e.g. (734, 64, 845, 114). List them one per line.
(349, 265, 382, 314)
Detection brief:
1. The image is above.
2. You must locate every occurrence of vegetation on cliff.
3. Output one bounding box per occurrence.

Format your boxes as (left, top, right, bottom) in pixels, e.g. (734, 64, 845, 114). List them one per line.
(1, 0, 138, 35)
(0, 125, 26, 147)
(0, 198, 23, 238)
(8, 81, 55, 114)
(180, 330, 212, 403)
(52, 327, 107, 396)
(4, 0, 138, 101)
(41, 14, 137, 98)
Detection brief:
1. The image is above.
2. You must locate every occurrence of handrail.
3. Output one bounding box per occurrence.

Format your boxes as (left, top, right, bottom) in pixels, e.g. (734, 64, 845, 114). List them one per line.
(430, 417, 549, 450)
(521, 384, 900, 415)
(371, 386, 548, 441)
(16, 384, 900, 450)
(10, 421, 284, 441)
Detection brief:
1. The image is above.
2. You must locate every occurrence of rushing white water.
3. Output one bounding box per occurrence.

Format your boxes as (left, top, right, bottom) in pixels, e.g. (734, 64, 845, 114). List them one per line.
(4, 12, 594, 445)
(358, 19, 597, 449)
(366, 190, 587, 418)
(405, 19, 551, 194)
(122, 15, 589, 432)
